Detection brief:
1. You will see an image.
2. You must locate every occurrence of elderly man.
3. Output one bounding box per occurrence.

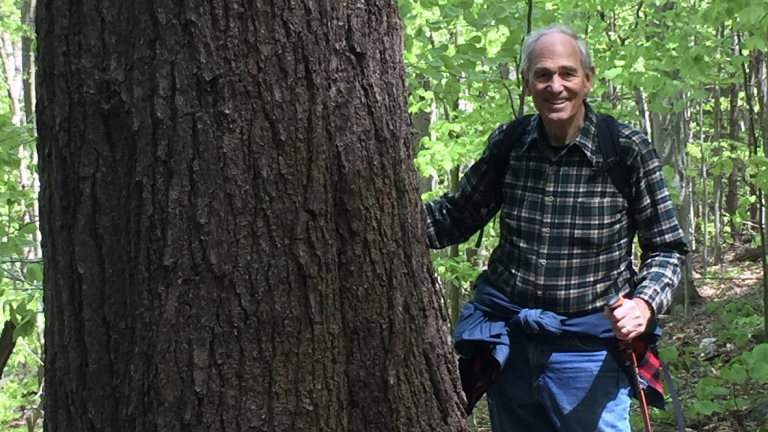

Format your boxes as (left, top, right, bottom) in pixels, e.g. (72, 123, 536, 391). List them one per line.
(424, 24, 688, 432)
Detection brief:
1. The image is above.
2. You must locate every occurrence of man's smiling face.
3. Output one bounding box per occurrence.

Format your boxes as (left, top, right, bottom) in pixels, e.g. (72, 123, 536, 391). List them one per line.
(524, 32, 594, 127)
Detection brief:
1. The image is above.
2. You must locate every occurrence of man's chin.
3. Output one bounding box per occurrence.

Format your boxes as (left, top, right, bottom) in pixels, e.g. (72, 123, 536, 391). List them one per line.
(541, 111, 572, 122)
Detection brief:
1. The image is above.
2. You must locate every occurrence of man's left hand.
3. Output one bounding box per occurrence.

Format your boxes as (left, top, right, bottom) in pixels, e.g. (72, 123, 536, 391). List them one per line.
(603, 298, 652, 340)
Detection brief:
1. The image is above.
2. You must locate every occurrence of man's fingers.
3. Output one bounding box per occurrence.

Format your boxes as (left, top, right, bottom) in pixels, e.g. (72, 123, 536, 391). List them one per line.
(606, 297, 649, 340)
(607, 305, 630, 323)
(612, 315, 646, 339)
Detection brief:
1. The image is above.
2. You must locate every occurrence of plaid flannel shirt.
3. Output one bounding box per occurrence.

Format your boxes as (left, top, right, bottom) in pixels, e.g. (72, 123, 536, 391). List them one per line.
(424, 103, 688, 316)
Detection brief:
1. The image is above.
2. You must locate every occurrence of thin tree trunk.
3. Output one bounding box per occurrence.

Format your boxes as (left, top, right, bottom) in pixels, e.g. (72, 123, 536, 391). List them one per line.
(22, 0, 35, 127)
(634, 87, 651, 137)
(755, 42, 768, 276)
(726, 30, 742, 240)
(515, 0, 534, 118)
(726, 80, 741, 240)
(699, 102, 708, 276)
(37, 1, 469, 431)
(0, 33, 21, 124)
(713, 85, 724, 265)
(745, 51, 760, 226)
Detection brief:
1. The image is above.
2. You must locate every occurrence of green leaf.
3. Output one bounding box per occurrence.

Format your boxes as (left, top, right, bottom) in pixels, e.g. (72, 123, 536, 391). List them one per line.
(25, 262, 43, 283)
(19, 223, 36, 234)
(735, 330, 750, 347)
(749, 361, 768, 383)
(398, 0, 414, 18)
(672, 98, 686, 113)
(648, 100, 670, 114)
(498, 33, 522, 58)
(722, 365, 747, 384)
(453, 0, 474, 10)
(662, 165, 676, 179)
(491, 3, 509, 19)
(690, 89, 708, 100)
(0, 241, 17, 257)
(695, 377, 719, 399)
(603, 67, 623, 80)
(12, 313, 35, 340)
(658, 346, 679, 363)
(693, 400, 717, 415)
(441, 4, 463, 18)
(753, 344, 768, 360)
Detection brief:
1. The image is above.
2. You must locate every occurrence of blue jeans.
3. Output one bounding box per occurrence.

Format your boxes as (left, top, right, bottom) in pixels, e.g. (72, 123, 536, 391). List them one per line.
(487, 330, 631, 432)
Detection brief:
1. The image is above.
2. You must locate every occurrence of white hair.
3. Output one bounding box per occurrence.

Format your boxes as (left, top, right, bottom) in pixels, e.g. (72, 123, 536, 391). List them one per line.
(520, 24, 593, 79)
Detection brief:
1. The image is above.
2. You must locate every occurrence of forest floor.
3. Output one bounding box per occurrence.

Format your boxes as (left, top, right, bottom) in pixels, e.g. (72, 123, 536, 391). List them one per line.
(467, 244, 768, 432)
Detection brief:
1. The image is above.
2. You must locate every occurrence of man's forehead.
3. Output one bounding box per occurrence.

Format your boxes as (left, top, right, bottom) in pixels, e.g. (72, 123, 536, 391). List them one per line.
(528, 35, 583, 70)
(533, 64, 580, 72)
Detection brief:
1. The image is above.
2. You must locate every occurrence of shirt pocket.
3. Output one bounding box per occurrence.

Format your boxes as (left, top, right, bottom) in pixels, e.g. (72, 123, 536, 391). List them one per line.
(570, 197, 627, 250)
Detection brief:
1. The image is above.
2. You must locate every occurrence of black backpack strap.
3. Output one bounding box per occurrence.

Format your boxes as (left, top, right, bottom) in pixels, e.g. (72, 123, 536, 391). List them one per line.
(474, 114, 535, 248)
(596, 114, 637, 240)
(595, 114, 631, 205)
(492, 114, 536, 181)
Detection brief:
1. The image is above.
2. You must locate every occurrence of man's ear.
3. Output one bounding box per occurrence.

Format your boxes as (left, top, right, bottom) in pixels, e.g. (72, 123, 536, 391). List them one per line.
(585, 65, 595, 91)
(522, 76, 530, 96)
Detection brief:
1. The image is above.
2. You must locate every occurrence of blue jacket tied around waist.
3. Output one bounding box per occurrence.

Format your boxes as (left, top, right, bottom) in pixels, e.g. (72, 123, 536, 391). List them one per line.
(454, 271, 665, 414)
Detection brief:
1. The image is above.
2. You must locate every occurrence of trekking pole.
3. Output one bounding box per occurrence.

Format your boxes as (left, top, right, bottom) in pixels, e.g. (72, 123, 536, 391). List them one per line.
(607, 295, 653, 432)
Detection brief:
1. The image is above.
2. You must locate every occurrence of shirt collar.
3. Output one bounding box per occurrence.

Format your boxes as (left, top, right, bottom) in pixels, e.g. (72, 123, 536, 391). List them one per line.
(517, 102, 601, 167)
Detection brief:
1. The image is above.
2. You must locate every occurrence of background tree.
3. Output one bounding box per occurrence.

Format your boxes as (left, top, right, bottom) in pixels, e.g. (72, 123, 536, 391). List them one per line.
(36, 1, 468, 431)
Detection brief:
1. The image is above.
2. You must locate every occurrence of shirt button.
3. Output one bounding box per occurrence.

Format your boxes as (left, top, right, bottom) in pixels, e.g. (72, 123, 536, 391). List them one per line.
(545, 196, 554, 203)
(548, 166, 557, 174)
(543, 228, 551, 235)
(536, 290, 543, 296)
(540, 259, 547, 266)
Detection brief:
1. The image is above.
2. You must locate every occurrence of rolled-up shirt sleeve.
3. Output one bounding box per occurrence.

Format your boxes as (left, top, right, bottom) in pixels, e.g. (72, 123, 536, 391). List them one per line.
(625, 128, 689, 315)
(424, 124, 509, 249)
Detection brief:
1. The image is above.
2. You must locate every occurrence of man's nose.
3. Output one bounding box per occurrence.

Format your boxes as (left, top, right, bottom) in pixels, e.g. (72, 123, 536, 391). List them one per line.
(547, 76, 564, 93)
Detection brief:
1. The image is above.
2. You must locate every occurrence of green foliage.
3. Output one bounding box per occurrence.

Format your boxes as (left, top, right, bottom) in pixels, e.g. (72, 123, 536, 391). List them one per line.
(707, 301, 764, 347)
(651, 301, 767, 425)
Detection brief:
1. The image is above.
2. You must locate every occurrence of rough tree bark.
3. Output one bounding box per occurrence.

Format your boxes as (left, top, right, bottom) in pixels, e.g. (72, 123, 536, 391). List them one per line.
(37, 1, 468, 431)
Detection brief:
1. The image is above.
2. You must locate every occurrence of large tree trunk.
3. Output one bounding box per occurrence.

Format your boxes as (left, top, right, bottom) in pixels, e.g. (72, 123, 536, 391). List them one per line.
(37, 1, 468, 431)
